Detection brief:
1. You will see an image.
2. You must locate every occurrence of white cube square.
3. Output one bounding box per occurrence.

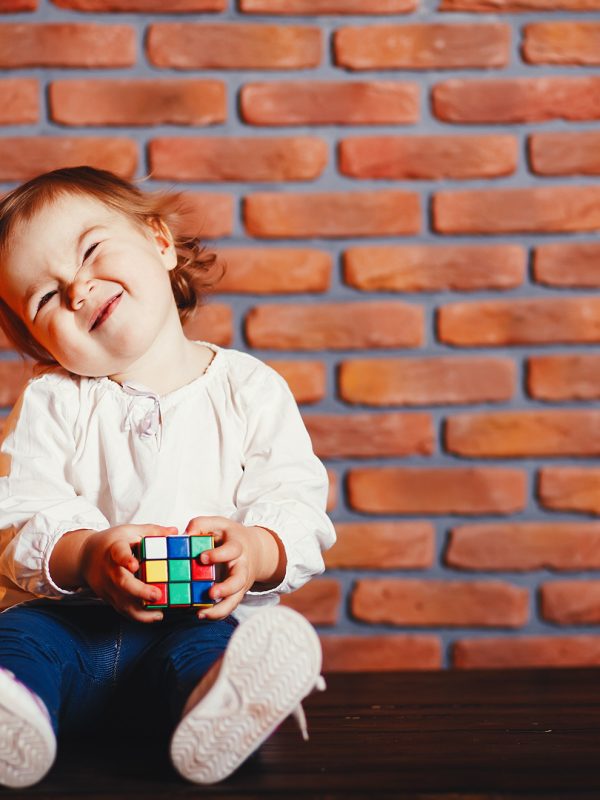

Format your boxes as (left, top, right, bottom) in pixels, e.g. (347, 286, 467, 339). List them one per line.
(144, 536, 167, 559)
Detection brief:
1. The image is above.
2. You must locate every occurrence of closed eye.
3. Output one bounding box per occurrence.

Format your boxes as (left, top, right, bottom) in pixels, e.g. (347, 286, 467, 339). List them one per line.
(37, 290, 56, 311)
(84, 242, 99, 261)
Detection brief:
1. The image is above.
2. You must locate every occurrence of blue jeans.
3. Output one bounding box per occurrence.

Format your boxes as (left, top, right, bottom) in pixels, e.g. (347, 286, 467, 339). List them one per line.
(0, 600, 238, 740)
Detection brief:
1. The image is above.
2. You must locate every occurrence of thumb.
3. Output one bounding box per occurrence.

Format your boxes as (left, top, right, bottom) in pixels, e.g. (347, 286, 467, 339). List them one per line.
(139, 524, 179, 536)
(110, 538, 139, 569)
(185, 516, 224, 536)
(120, 525, 178, 568)
(125, 524, 179, 544)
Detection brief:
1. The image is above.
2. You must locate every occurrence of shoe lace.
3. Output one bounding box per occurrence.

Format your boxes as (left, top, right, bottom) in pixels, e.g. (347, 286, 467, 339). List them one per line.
(291, 675, 326, 741)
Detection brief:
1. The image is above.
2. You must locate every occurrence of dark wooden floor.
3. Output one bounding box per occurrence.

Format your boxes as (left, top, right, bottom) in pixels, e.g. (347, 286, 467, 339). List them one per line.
(7, 668, 600, 799)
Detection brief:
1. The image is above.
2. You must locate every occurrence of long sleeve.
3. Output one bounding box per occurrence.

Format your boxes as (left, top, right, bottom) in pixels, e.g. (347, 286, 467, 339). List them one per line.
(0, 375, 110, 600)
(233, 364, 336, 598)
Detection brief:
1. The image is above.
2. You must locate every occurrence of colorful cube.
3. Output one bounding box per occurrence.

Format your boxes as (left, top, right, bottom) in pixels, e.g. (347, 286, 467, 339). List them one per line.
(133, 533, 216, 610)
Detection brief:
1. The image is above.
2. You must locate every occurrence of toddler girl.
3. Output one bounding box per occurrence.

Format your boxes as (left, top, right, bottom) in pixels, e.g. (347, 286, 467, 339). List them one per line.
(0, 166, 335, 788)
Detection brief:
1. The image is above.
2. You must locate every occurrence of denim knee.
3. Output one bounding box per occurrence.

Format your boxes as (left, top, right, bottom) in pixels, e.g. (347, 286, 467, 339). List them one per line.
(129, 614, 238, 729)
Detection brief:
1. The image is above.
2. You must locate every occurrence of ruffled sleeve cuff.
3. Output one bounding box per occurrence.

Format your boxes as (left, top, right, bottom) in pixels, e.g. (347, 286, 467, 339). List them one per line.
(7, 497, 109, 598)
(41, 522, 94, 597)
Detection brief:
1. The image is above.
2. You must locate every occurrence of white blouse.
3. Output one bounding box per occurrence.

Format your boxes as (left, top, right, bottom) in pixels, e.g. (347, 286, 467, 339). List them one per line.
(0, 341, 336, 622)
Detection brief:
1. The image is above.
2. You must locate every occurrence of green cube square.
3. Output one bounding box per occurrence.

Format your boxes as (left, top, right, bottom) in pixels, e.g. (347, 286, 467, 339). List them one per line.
(169, 582, 191, 605)
(190, 535, 213, 558)
(169, 559, 190, 581)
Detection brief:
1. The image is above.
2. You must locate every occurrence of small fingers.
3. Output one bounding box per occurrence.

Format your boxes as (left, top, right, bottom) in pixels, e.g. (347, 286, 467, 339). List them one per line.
(138, 524, 179, 536)
(200, 540, 241, 565)
(114, 568, 161, 605)
(121, 525, 178, 553)
(211, 571, 246, 601)
(185, 516, 229, 536)
(197, 592, 241, 621)
(127, 555, 139, 574)
(121, 603, 164, 624)
(110, 540, 136, 570)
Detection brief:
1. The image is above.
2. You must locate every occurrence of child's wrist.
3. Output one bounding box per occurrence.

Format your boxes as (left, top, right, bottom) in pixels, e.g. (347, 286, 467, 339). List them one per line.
(49, 528, 96, 591)
(248, 525, 286, 590)
(77, 529, 98, 585)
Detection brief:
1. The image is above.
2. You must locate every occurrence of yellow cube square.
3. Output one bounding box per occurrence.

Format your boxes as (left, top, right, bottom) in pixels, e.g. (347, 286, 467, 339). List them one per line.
(145, 560, 168, 583)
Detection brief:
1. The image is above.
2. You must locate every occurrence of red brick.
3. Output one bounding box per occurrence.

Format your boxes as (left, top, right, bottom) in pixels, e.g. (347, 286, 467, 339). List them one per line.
(326, 468, 337, 513)
(147, 23, 320, 70)
(215, 248, 331, 294)
(347, 467, 526, 515)
(324, 521, 435, 570)
(339, 357, 515, 406)
(183, 303, 232, 346)
(446, 410, 600, 457)
(52, 0, 225, 9)
(523, 22, 600, 64)
(167, 192, 234, 240)
(50, 80, 225, 126)
(0, 24, 134, 68)
(453, 636, 600, 669)
(305, 412, 433, 458)
(352, 579, 528, 627)
(244, 191, 420, 238)
(538, 467, 600, 515)
(245, 302, 423, 350)
(280, 579, 340, 626)
(340, 134, 516, 180)
(434, 187, 600, 234)
(241, 0, 416, 12)
(534, 242, 600, 287)
(542, 581, 600, 625)
(0, 361, 35, 406)
(266, 360, 326, 405)
(344, 244, 524, 291)
(241, 81, 419, 126)
(321, 635, 441, 672)
(335, 24, 509, 70)
(439, 298, 600, 346)
(529, 132, 600, 176)
(433, 77, 600, 123)
(447, 523, 600, 571)
(528, 355, 600, 401)
(149, 137, 327, 182)
(441, 0, 600, 9)
(0, 0, 36, 9)
(0, 78, 37, 125)
(0, 137, 137, 181)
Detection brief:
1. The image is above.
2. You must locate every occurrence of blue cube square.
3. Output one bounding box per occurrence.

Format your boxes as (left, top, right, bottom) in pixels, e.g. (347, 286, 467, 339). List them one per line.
(167, 536, 190, 559)
(191, 581, 213, 605)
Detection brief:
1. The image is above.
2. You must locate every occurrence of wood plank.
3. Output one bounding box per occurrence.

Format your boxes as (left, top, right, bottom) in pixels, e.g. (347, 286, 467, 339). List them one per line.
(9, 669, 600, 798)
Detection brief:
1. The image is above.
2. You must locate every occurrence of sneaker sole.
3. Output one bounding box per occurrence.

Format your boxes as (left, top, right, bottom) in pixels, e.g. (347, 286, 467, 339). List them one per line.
(0, 671, 56, 788)
(170, 605, 322, 784)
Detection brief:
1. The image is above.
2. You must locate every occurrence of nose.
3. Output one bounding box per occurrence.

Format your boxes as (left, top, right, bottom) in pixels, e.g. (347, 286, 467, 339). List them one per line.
(67, 266, 94, 310)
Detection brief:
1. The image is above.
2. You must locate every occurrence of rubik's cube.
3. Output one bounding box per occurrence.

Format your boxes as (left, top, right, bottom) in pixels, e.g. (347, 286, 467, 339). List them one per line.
(134, 534, 215, 610)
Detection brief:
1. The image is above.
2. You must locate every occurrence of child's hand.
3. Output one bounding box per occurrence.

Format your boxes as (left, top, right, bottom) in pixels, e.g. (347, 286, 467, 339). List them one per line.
(80, 523, 178, 623)
(185, 516, 285, 621)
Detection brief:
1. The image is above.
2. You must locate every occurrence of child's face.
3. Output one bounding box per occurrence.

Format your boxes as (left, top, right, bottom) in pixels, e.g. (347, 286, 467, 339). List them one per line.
(0, 192, 178, 377)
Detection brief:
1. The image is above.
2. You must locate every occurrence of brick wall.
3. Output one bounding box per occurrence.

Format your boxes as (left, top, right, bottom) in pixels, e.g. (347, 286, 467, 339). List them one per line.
(1, 0, 600, 671)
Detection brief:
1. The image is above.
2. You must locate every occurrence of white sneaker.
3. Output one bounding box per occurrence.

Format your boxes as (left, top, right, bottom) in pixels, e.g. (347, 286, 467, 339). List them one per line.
(0, 668, 57, 788)
(170, 605, 326, 784)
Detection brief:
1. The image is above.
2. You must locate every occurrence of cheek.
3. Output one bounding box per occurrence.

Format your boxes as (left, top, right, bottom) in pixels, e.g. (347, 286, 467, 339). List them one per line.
(43, 314, 82, 356)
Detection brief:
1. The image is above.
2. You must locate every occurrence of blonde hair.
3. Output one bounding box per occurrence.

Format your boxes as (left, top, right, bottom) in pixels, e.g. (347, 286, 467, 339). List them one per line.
(0, 165, 225, 369)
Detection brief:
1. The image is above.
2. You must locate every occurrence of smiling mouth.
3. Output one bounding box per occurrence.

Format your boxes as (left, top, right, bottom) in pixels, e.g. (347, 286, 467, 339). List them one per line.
(90, 293, 123, 331)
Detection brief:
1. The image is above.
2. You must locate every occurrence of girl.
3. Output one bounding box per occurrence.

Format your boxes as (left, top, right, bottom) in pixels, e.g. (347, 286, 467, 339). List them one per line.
(0, 166, 335, 788)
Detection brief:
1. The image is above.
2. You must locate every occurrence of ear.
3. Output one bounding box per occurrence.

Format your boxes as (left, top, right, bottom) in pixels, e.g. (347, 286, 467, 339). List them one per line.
(147, 217, 177, 271)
